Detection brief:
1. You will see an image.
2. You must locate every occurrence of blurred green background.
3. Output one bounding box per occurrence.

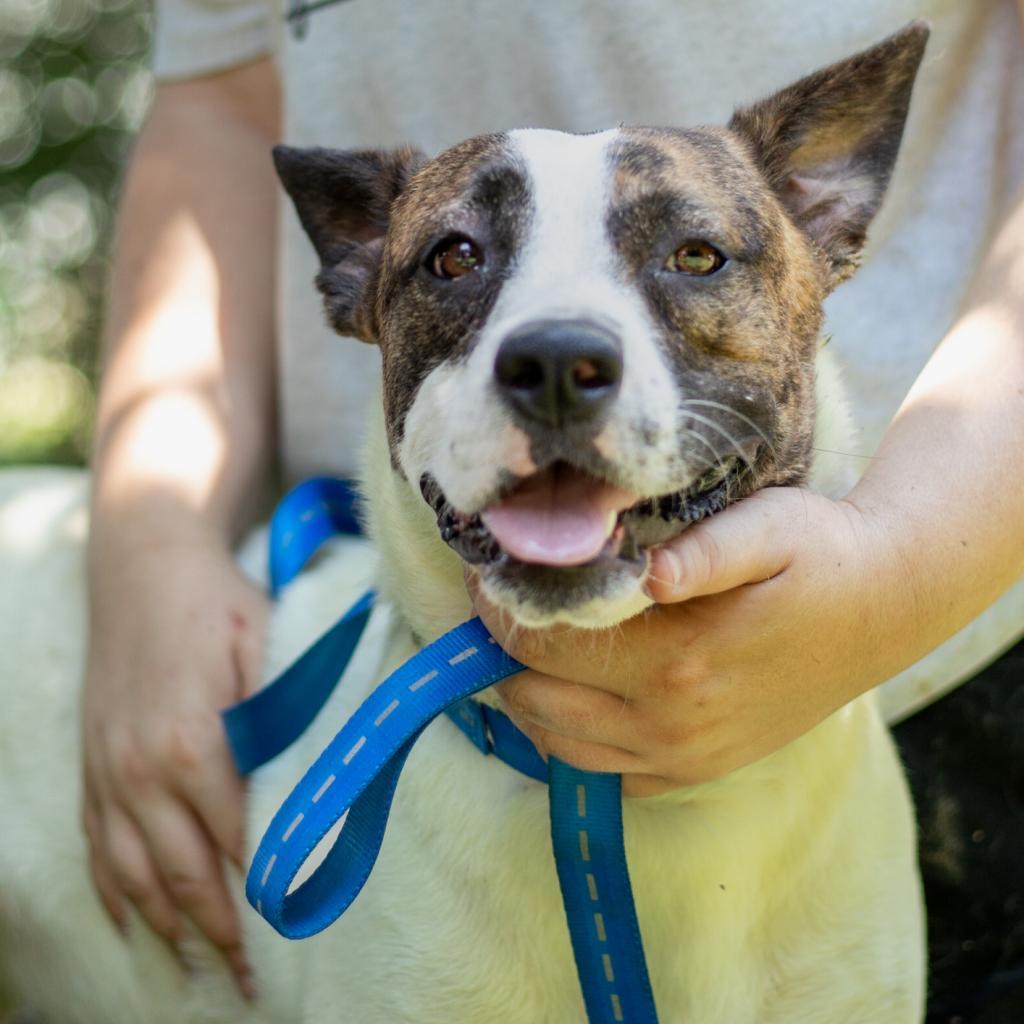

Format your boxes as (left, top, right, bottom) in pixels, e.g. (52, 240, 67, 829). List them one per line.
(0, 0, 152, 466)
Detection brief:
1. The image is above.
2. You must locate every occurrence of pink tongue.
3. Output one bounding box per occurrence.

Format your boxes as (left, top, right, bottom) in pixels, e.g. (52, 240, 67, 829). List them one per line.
(481, 468, 636, 567)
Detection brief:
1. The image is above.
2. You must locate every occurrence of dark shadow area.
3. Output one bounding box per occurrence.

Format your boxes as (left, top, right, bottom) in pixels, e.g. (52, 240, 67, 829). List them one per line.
(894, 640, 1024, 1024)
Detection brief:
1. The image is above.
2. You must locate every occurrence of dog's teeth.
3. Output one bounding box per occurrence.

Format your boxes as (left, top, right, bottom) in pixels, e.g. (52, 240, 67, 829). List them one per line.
(658, 491, 683, 521)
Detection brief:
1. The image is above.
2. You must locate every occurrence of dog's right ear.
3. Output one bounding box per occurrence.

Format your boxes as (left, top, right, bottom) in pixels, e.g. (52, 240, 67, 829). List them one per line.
(273, 145, 427, 342)
(728, 22, 929, 288)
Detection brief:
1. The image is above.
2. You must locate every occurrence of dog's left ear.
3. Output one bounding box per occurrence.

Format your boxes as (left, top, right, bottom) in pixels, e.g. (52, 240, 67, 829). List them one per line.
(273, 144, 428, 341)
(729, 21, 929, 287)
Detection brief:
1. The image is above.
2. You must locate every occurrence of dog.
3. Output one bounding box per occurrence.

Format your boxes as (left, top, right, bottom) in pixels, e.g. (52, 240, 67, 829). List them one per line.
(0, 23, 928, 1023)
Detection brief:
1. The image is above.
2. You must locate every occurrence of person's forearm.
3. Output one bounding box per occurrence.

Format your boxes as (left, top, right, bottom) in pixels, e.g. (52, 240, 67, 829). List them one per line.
(846, 187, 1024, 671)
(91, 58, 281, 557)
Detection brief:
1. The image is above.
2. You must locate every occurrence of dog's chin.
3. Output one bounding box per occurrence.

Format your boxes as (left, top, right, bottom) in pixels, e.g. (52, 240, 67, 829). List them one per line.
(420, 458, 752, 629)
(475, 557, 652, 629)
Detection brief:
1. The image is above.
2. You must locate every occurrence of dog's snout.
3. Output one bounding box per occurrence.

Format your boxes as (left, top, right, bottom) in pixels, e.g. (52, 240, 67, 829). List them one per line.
(494, 321, 623, 429)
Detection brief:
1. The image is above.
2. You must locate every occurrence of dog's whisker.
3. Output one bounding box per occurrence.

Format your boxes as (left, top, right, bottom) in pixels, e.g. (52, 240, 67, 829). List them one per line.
(810, 446, 878, 461)
(677, 427, 725, 474)
(677, 409, 758, 469)
(680, 399, 776, 460)
(677, 429, 743, 497)
(680, 397, 773, 443)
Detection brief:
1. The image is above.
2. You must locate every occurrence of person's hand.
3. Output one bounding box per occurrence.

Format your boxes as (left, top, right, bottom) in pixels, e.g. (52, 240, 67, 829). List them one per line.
(81, 532, 268, 998)
(473, 487, 907, 797)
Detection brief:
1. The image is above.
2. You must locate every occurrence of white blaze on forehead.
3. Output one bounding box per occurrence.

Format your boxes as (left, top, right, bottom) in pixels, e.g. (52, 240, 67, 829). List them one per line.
(495, 128, 623, 319)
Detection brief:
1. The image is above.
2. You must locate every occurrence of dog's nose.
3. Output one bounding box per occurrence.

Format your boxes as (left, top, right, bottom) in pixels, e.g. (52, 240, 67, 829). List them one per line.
(494, 321, 623, 429)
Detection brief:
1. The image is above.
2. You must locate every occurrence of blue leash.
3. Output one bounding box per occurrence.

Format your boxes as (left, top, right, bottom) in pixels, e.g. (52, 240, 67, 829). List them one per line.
(224, 477, 659, 1023)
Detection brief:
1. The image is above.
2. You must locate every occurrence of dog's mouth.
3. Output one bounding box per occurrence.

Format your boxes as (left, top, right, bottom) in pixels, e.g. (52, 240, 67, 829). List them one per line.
(420, 456, 753, 574)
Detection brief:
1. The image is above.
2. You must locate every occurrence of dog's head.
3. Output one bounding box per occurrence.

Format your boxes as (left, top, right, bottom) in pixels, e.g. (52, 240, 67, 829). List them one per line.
(275, 24, 927, 629)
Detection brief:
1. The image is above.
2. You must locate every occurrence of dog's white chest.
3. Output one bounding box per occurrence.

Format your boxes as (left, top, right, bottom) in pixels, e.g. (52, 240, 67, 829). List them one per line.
(243, 511, 918, 1024)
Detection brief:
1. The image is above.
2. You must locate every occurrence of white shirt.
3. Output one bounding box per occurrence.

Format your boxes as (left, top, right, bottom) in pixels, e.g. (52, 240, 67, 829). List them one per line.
(152, 0, 1024, 722)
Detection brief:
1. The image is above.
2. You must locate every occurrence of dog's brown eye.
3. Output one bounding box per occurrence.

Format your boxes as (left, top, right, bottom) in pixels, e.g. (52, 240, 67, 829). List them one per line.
(665, 241, 724, 275)
(429, 237, 483, 279)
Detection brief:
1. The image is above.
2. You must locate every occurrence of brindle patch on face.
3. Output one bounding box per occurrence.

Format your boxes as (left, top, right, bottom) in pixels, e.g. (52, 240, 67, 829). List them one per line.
(375, 134, 531, 458)
(607, 126, 826, 491)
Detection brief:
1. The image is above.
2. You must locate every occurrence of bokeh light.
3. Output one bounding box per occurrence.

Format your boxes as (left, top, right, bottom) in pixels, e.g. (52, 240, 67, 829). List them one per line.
(0, 0, 153, 465)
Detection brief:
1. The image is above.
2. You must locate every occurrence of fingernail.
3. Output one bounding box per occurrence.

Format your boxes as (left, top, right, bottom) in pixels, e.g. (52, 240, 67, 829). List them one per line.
(661, 547, 683, 587)
(239, 970, 258, 1003)
(226, 947, 256, 1001)
(643, 548, 682, 599)
(173, 943, 195, 980)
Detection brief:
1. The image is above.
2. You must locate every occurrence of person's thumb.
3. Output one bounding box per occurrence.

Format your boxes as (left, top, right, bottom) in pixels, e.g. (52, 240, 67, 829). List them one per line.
(645, 489, 798, 604)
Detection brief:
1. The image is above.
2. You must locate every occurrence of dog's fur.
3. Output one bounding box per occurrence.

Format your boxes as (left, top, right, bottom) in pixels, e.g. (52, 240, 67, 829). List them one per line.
(0, 25, 929, 1023)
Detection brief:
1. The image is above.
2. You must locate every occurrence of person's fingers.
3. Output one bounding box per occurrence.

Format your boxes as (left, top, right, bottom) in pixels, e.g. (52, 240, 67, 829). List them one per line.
(497, 671, 731, 785)
(497, 671, 642, 751)
(505, 710, 681, 795)
(135, 798, 254, 997)
(83, 800, 128, 934)
(161, 702, 247, 867)
(185, 750, 247, 868)
(516, 719, 645, 775)
(101, 809, 183, 946)
(500, 701, 677, 793)
(645, 488, 799, 604)
(620, 773, 678, 798)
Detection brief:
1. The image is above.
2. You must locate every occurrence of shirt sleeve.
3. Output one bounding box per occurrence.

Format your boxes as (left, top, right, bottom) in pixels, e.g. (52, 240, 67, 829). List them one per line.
(151, 0, 275, 81)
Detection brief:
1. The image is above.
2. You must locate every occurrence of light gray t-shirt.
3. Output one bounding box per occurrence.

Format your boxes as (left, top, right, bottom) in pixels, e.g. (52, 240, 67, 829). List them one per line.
(152, 0, 1024, 721)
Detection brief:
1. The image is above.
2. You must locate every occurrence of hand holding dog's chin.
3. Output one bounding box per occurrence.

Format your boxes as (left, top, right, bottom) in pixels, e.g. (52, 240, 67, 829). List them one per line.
(81, 535, 265, 996)
(473, 487, 909, 798)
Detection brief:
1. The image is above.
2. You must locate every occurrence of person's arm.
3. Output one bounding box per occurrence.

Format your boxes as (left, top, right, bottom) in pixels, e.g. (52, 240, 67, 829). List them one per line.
(475, 182, 1024, 796)
(839, 192, 1024, 640)
(93, 57, 279, 545)
(82, 56, 279, 995)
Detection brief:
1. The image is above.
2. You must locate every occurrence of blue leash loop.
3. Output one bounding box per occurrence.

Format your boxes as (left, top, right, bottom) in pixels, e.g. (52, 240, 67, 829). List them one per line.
(267, 475, 362, 599)
(224, 477, 659, 1022)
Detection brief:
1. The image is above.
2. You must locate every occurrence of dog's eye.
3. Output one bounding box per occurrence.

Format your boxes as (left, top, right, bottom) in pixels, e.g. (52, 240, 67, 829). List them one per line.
(428, 237, 483, 279)
(664, 241, 725, 276)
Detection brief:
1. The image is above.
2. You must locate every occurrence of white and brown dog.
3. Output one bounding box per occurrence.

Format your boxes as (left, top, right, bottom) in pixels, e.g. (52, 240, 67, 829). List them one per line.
(0, 24, 928, 1024)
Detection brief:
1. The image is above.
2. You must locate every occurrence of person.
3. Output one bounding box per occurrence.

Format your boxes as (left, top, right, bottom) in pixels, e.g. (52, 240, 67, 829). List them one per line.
(83, 1, 1024, 1019)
